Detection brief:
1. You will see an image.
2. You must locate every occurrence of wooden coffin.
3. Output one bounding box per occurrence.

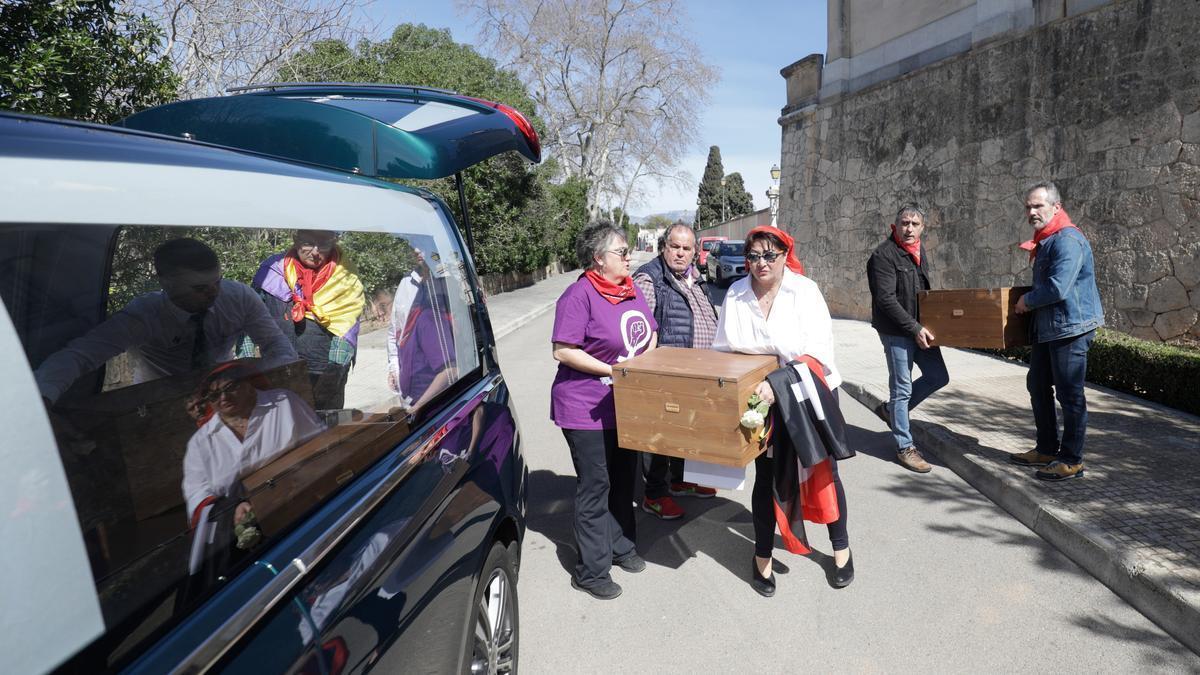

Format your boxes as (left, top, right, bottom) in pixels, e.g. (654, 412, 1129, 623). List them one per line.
(613, 347, 777, 467)
(918, 287, 1032, 349)
(241, 412, 410, 535)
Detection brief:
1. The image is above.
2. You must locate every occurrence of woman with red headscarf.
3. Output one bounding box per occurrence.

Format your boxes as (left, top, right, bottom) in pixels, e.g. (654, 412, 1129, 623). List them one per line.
(714, 225, 855, 596)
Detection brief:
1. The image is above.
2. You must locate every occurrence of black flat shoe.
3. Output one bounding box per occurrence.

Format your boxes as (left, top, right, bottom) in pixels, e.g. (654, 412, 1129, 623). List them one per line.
(832, 550, 854, 588)
(751, 559, 776, 597)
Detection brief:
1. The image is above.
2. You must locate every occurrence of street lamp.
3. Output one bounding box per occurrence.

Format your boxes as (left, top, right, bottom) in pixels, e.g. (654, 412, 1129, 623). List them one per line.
(720, 176, 727, 224)
(767, 164, 781, 226)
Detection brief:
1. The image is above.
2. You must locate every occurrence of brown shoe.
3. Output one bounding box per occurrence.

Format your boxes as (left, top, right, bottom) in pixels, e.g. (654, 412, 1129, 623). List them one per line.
(1035, 460, 1084, 481)
(897, 446, 932, 473)
(1010, 449, 1057, 466)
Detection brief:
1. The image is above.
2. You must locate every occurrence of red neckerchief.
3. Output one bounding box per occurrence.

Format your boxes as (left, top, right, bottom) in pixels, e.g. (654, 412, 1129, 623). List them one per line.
(746, 225, 805, 274)
(584, 269, 636, 304)
(284, 248, 339, 323)
(890, 224, 922, 266)
(1019, 208, 1079, 261)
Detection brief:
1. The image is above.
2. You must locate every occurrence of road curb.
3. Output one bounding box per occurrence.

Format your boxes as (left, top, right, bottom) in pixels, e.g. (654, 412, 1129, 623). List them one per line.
(841, 379, 1200, 655)
(492, 301, 558, 341)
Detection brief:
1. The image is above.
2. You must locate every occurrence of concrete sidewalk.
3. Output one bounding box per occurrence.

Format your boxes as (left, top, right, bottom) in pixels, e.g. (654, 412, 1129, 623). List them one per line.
(485, 251, 656, 340)
(834, 318, 1200, 654)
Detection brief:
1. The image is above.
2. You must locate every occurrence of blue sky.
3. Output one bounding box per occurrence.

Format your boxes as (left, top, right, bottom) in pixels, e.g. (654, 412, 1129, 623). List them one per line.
(373, 1, 828, 216)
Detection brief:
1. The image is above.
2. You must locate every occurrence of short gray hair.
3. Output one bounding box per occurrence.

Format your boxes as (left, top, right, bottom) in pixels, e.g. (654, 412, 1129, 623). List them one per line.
(1024, 180, 1062, 205)
(657, 222, 696, 253)
(575, 219, 626, 269)
(894, 202, 926, 225)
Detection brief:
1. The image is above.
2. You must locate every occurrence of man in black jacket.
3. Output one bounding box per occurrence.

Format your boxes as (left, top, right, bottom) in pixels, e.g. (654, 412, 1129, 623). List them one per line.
(632, 223, 720, 519)
(866, 204, 949, 473)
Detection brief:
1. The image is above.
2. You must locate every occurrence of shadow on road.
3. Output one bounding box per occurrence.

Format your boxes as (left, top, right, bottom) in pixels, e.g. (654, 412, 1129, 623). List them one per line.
(526, 465, 850, 590)
(1068, 615, 1197, 667)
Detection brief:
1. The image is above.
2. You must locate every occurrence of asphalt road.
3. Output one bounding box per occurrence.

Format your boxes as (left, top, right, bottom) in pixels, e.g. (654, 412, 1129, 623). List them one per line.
(497, 301, 1200, 673)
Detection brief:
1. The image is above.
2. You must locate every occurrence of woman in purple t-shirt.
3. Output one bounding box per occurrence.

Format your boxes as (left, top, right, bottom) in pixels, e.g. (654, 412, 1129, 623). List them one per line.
(551, 220, 658, 600)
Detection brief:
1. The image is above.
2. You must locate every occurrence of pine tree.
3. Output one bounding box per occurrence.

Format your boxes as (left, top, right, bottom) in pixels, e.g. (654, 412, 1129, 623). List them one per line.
(723, 172, 755, 218)
(695, 146, 725, 230)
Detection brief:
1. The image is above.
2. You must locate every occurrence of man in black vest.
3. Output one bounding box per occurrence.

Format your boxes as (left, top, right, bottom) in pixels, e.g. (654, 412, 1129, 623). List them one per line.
(866, 203, 949, 473)
(632, 223, 721, 519)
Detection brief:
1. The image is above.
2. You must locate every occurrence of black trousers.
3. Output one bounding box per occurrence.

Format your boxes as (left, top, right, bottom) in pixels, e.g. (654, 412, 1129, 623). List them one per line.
(751, 453, 849, 558)
(562, 428, 638, 586)
(642, 452, 685, 499)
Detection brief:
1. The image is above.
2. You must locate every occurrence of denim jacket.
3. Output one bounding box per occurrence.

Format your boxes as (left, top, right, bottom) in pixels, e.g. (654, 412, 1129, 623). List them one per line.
(1022, 227, 1104, 342)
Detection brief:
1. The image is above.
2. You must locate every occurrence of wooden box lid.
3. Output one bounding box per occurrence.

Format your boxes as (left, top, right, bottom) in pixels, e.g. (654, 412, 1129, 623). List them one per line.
(615, 347, 777, 381)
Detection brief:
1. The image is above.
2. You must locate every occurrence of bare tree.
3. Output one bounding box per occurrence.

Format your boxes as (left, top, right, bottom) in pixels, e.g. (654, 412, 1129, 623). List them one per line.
(610, 111, 693, 217)
(459, 0, 716, 217)
(124, 0, 374, 99)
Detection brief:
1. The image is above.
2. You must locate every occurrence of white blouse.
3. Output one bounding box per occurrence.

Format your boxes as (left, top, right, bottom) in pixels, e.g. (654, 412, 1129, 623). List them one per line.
(713, 269, 838, 373)
(182, 388, 326, 517)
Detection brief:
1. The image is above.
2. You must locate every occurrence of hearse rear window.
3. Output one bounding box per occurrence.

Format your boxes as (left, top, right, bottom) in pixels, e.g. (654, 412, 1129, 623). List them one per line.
(1, 221, 478, 665)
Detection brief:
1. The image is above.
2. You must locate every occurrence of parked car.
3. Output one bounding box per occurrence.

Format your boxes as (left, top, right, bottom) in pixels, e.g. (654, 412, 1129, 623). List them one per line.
(0, 83, 536, 674)
(707, 240, 747, 286)
(697, 235, 728, 272)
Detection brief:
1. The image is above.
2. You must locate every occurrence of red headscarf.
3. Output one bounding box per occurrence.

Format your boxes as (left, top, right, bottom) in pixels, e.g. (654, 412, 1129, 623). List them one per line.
(890, 223, 922, 266)
(190, 360, 272, 428)
(1019, 208, 1079, 261)
(745, 225, 805, 275)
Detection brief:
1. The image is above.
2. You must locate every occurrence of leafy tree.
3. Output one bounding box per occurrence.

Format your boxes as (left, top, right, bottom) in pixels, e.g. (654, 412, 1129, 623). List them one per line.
(0, 0, 177, 123)
(695, 146, 725, 230)
(723, 172, 755, 219)
(285, 25, 574, 276)
(545, 176, 591, 268)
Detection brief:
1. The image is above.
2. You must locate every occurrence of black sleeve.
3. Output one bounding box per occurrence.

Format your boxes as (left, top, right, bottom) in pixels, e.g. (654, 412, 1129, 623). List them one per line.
(867, 249, 921, 336)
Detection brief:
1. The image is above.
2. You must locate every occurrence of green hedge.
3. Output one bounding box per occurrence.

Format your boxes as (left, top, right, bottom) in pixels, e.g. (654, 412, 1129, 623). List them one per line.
(983, 329, 1200, 416)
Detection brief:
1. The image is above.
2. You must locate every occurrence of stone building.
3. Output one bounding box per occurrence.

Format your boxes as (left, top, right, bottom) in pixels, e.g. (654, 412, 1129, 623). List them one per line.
(778, 0, 1200, 341)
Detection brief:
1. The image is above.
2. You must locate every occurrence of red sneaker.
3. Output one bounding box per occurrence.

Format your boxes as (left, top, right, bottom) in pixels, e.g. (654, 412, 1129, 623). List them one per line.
(641, 495, 685, 520)
(669, 481, 717, 499)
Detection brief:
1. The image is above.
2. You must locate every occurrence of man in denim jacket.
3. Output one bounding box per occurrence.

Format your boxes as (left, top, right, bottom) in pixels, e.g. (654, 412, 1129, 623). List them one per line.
(1011, 181, 1104, 481)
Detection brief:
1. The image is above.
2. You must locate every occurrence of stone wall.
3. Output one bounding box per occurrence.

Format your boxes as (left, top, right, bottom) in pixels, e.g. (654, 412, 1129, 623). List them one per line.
(778, 0, 1200, 341)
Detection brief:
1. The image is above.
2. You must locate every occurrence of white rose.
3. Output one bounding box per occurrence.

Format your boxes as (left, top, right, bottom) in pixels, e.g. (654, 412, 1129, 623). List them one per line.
(740, 410, 765, 429)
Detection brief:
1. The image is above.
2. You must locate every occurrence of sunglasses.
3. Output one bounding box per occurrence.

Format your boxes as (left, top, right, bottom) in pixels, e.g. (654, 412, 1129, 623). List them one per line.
(605, 248, 631, 259)
(745, 251, 783, 263)
(296, 239, 336, 253)
(204, 380, 243, 403)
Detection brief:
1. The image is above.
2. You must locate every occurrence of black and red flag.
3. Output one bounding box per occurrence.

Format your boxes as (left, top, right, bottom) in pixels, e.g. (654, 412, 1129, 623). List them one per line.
(765, 355, 856, 554)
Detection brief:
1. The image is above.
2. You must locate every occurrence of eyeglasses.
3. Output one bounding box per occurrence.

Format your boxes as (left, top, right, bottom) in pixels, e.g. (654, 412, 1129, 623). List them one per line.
(605, 248, 631, 258)
(745, 251, 783, 263)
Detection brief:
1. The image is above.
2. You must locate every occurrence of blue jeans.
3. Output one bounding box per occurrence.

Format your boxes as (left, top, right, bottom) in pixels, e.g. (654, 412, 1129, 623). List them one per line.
(880, 333, 950, 450)
(1028, 330, 1096, 465)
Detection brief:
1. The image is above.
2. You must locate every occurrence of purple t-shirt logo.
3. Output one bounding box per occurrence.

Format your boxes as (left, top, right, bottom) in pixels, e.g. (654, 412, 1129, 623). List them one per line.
(618, 309, 651, 362)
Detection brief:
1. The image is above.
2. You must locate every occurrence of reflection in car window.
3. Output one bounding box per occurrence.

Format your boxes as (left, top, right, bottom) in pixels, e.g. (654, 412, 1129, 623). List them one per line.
(1, 221, 479, 666)
(237, 229, 365, 410)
